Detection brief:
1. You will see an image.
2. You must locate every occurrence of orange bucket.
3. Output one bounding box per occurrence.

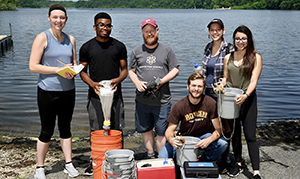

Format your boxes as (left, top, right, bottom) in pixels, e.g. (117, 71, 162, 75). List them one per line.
(91, 130, 122, 179)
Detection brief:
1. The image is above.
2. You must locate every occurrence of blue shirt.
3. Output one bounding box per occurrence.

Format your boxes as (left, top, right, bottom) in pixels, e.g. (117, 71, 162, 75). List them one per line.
(202, 40, 234, 85)
(206, 55, 218, 88)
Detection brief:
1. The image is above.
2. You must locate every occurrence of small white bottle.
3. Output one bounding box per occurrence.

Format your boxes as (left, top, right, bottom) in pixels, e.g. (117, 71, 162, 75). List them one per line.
(192, 62, 202, 74)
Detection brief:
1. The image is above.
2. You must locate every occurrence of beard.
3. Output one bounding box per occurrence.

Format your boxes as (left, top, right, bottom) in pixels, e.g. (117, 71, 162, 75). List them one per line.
(143, 33, 159, 46)
(189, 90, 202, 99)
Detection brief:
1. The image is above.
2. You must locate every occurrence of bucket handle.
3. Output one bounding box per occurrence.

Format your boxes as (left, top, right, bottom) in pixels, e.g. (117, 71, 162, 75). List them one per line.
(92, 150, 107, 172)
(177, 143, 191, 162)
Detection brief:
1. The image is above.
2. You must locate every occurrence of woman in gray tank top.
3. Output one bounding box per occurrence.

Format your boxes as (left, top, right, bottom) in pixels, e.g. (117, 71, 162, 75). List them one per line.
(29, 4, 79, 179)
(221, 25, 263, 179)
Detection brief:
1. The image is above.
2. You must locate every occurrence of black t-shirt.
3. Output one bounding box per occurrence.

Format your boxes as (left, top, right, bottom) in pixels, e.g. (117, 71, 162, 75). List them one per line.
(79, 37, 127, 98)
(168, 95, 217, 136)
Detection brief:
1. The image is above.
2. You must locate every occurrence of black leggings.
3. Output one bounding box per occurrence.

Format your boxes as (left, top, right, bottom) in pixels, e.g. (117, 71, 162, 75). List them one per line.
(226, 92, 259, 170)
(37, 87, 75, 142)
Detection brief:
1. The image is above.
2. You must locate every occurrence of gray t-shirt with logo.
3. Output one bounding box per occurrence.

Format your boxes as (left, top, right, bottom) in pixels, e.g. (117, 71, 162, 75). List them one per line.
(130, 43, 179, 106)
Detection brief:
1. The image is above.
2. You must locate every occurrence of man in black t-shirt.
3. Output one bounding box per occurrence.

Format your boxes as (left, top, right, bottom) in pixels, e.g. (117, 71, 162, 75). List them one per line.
(79, 12, 128, 176)
(158, 73, 227, 162)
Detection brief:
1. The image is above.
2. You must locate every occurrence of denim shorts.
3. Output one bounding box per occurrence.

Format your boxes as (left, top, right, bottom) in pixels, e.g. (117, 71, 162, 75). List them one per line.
(135, 100, 171, 136)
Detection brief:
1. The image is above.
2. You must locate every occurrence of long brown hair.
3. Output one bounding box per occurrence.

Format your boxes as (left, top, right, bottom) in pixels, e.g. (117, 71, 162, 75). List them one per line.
(233, 25, 255, 78)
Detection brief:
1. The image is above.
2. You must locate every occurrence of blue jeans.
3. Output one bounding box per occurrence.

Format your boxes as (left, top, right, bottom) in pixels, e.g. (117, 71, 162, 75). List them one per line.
(158, 133, 228, 161)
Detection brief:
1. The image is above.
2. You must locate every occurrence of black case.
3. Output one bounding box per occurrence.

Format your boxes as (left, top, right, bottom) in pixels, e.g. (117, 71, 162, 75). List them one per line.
(183, 161, 219, 178)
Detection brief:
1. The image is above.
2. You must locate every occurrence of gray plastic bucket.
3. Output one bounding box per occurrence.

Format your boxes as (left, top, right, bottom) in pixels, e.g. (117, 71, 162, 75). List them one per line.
(176, 136, 200, 167)
(219, 87, 244, 119)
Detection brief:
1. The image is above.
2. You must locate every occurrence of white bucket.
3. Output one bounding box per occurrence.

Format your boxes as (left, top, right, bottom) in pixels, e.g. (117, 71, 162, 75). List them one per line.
(176, 136, 200, 167)
(219, 87, 244, 119)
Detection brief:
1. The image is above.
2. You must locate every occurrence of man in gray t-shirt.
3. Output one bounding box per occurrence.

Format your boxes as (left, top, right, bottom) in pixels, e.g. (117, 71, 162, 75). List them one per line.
(129, 18, 179, 159)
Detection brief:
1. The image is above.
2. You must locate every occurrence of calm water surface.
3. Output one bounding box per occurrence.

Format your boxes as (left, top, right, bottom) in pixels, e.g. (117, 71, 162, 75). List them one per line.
(0, 8, 299, 137)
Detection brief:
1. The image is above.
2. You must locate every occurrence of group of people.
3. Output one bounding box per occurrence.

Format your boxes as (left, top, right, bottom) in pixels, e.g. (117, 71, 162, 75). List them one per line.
(29, 4, 262, 179)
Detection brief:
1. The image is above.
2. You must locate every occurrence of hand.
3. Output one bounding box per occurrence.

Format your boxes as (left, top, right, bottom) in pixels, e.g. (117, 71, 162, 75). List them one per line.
(235, 94, 248, 105)
(91, 82, 102, 95)
(170, 137, 183, 149)
(135, 81, 147, 92)
(110, 78, 119, 92)
(64, 72, 75, 79)
(194, 139, 209, 149)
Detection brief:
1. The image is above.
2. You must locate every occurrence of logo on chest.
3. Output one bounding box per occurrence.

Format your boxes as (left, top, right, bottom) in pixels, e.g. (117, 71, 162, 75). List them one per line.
(146, 55, 156, 65)
(185, 111, 208, 122)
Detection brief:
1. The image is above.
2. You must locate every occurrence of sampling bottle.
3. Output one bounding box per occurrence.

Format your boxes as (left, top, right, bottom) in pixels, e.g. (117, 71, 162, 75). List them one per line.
(191, 62, 202, 74)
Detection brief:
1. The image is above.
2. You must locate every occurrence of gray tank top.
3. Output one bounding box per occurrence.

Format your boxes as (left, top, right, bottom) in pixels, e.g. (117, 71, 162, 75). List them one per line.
(226, 54, 250, 91)
(37, 29, 75, 91)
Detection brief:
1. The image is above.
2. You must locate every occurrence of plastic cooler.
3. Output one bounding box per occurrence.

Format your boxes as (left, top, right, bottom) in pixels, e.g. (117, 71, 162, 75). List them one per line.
(136, 158, 175, 179)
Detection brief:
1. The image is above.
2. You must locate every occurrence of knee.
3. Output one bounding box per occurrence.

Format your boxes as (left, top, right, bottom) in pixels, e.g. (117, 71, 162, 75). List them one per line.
(59, 128, 71, 139)
(39, 130, 53, 142)
(244, 133, 257, 143)
(219, 138, 229, 152)
(158, 143, 174, 158)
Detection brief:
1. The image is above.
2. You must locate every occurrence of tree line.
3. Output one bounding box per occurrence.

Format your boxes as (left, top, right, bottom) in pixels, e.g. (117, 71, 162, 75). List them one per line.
(1, 0, 300, 10)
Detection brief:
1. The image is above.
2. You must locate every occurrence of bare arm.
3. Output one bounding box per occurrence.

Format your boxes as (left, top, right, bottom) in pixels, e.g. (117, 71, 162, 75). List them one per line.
(79, 61, 101, 95)
(29, 32, 61, 74)
(158, 67, 179, 88)
(194, 117, 221, 149)
(220, 53, 230, 87)
(111, 59, 128, 91)
(69, 34, 77, 66)
(165, 123, 183, 149)
(128, 69, 147, 92)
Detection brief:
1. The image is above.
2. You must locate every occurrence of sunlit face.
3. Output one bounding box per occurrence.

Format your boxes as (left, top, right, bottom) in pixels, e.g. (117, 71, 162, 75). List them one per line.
(93, 18, 112, 39)
(48, 10, 67, 30)
(209, 23, 224, 41)
(234, 32, 248, 51)
(142, 24, 159, 46)
(187, 79, 206, 99)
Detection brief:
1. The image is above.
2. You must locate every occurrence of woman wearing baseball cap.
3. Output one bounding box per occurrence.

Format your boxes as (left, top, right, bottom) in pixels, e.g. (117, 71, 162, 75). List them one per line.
(202, 18, 234, 100)
(201, 18, 234, 173)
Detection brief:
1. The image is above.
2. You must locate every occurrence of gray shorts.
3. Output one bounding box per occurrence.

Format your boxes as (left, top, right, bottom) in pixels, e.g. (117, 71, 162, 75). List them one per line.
(135, 100, 171, 136)
(87, 96, 125, 131)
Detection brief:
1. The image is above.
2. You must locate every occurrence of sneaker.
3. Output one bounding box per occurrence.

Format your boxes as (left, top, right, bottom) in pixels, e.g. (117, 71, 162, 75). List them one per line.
(64, 162, 79, 177)
(34, 168, 46, 179)
(83, 161, 93, 176)
(227, 164, 243, 177)
(147, 153, 156, 159)
(253, 174, 261, 179)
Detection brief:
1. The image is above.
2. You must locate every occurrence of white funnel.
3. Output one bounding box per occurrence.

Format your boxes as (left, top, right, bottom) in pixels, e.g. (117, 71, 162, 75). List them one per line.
(99, 80, 114, 135)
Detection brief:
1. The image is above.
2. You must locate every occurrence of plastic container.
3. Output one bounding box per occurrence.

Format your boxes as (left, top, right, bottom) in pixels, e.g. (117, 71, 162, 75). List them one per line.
(218, 87, 244, 119)
(191, 62, 202, 74)
(91, 130, 123, 179)
(104, 149, 135, 179)
(176, 136, 200, 167)
(136, 158, 175, 179)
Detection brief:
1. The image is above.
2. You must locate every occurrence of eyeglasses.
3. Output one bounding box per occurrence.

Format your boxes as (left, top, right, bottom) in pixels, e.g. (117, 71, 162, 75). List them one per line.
(235, 37, 248, 43)
(95, 24, 113, 29)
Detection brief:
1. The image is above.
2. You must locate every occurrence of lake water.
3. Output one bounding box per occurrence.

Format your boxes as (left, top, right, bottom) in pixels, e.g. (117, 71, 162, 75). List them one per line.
(0, 8, 299, 137)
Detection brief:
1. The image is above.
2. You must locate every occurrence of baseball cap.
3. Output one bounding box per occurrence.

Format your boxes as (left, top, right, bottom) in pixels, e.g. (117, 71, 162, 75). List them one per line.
(207, 18, 224, 29)
(141, 18, 158, 29)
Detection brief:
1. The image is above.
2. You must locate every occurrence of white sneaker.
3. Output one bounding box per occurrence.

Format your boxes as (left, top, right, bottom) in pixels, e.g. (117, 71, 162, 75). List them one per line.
(64, 163, 79, 177)
(34, 168, 46, 179)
